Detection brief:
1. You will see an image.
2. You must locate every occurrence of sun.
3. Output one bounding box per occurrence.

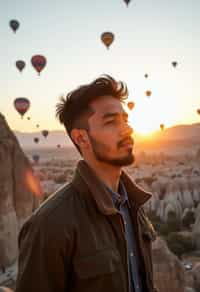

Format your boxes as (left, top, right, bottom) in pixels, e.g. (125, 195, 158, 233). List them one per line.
(134, 123, 157, 136)
(129, 113, 161, 139)
(126, 92, 170, 138)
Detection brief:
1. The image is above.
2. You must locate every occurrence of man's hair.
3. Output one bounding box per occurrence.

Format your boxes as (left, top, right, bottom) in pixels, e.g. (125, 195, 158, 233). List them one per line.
(56, 74, 128, 149)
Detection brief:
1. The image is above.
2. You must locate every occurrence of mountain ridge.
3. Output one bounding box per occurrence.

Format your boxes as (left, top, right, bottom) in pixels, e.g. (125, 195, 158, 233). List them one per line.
(14, 122, 200, 149)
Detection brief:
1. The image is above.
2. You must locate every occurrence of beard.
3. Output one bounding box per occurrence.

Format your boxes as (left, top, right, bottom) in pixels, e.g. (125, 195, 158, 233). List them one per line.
(88, 133, 135, 166)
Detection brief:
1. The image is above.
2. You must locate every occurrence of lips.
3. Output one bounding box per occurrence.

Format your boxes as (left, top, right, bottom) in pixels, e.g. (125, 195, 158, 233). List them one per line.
(119, 137, 134, 148)
(121, 143, 133, 149)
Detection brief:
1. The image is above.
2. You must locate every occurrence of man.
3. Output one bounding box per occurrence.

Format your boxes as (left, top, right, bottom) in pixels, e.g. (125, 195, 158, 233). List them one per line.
(15, 75, 157, 292)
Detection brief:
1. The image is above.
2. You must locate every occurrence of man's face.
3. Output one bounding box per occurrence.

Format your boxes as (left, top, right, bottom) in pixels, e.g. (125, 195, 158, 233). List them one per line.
(86, 95, 134, 166)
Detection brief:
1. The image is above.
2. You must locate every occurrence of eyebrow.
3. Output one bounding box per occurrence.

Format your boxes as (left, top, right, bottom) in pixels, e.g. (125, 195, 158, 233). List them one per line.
(102, 112, 128, 120)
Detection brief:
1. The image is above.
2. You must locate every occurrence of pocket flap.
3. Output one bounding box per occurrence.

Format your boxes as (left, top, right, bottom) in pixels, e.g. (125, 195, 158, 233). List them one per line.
(74, 248, 120, 279)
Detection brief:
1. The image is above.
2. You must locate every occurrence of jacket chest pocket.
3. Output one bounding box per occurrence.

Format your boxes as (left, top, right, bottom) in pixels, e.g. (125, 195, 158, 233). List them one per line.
(73, 247, 121, 279)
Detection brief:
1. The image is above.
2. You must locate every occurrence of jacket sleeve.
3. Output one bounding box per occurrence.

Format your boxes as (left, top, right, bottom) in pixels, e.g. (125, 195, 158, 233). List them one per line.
(15, 216, 73, 292)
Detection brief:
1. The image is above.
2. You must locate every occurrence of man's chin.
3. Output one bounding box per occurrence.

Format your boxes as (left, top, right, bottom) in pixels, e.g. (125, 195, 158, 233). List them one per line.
(106, 153, 135, 167)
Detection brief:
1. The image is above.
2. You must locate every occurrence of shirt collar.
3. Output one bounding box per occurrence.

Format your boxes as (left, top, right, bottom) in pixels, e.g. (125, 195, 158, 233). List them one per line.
(104, 181, 130, 209)
(72, 160, 152, 216)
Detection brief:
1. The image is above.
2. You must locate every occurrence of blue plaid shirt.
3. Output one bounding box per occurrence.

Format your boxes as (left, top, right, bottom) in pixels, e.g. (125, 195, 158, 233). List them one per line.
(106, 182, 143, 292)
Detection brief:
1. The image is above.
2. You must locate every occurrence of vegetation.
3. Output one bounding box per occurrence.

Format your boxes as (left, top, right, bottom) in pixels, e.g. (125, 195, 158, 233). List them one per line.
(182, 209, 195, 229)
(147, 210, 196, 258)
(166, 232, 195, 259)
(147, 210, 181, 237)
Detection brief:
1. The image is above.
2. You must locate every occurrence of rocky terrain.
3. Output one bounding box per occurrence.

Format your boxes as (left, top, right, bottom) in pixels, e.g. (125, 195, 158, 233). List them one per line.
(1, 114, 200, 291)
(0, 114, 41, 289)
(24, 146, 200, 292)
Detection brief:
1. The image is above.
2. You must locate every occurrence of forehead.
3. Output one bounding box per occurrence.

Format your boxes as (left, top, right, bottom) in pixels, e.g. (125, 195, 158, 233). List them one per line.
(90, 95, 125, 117)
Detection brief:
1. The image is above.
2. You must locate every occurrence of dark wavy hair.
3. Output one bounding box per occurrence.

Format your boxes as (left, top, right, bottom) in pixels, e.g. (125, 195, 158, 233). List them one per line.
(56, 74, 128, 150)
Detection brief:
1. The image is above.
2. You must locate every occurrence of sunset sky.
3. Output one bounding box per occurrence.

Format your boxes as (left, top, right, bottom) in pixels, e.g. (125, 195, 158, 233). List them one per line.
(1, 0, 200, 135)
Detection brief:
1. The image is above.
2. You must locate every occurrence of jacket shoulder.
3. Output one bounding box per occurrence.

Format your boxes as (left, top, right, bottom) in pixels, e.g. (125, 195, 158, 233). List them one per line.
(18, 182, 79, 244)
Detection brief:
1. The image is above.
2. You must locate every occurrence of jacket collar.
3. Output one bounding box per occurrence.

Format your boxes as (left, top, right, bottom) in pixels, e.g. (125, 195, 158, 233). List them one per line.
(71, 160, 152, 215)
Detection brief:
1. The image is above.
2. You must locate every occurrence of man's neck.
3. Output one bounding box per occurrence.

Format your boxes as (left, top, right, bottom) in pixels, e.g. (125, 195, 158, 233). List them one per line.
(85, 159, 121, 193)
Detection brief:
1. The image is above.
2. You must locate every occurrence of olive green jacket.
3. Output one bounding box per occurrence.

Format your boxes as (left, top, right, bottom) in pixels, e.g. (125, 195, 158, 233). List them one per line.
(15, 160, 157, 292)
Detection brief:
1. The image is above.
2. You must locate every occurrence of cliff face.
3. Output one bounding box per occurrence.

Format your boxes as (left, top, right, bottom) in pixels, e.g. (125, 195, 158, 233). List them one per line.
(0, 114, 41, 266)
(192, 203, 200, 249)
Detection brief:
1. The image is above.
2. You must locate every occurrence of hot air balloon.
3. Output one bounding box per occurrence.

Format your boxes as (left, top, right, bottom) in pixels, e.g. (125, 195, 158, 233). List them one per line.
(145, 90, 152, 97)
(9, 20, 20, 33)
(127, 101, 135, 110)
(27, 116, 31, 120)
(101, 32, 114, 49)
(123, 0, 131, 6)
(197, 109, 200, 115)
(16, 60, 25, 72)
(160, 124, 165, 131)
(172, 61, 178, 68)
(42, 130, 49, 138)
(36, 124, 40, 128)
(32, 154, 40, 164)
(144, 74, 148, 78)
(34, 137, 39, 144)
(14, 97, 30, 118)
(31, 55, 47, 75)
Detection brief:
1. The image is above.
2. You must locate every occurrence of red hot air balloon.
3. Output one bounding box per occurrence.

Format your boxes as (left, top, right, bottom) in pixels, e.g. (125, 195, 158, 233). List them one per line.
(16, 60, 26, 72)
(34, 137, 39, 144)
(9, 20, 20, 33)
(14, 97, 30, 118)
(127, 101, 135, 110)
(101, 32, 114, 49)
(31, 55, 47, 75)
(42, 130, 49, 138)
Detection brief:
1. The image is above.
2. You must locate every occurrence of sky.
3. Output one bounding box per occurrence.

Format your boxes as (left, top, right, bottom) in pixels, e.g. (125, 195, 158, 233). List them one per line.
(1, 0, 200, 135)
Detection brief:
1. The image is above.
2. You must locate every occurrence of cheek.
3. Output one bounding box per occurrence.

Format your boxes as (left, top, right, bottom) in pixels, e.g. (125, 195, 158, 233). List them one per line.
(91, 126, 117, 140)
(91, 132, 118, 151)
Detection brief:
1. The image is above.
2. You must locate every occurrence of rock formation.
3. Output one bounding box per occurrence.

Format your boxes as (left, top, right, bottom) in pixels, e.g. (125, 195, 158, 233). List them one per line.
(0, 287, 14, 292)
(152, 237, 186, 292)
(192, 203, 200, 249)
(193, 263, 200, 292)
(144, 173, 200, 223)
(0, 113, 41, 267)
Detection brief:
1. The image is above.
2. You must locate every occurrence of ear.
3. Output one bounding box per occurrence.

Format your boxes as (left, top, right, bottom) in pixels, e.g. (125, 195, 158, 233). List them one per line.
(71, 129, 89, 149)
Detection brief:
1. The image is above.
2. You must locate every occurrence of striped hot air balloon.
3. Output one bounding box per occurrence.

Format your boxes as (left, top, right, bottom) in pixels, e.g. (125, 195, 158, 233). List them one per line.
(14, 97, 30, 118)
(31, 55, 47, 75)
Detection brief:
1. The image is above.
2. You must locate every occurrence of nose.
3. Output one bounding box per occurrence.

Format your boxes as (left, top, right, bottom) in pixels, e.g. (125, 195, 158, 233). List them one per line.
(120, 122, 134, 137)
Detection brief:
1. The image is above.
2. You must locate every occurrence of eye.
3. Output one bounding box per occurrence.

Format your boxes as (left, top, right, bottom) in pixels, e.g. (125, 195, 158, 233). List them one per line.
(105, 120, 115, 124)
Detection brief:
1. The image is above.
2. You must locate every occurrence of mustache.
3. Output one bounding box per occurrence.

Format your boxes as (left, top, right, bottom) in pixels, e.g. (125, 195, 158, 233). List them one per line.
(118, 136, 134, 148)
